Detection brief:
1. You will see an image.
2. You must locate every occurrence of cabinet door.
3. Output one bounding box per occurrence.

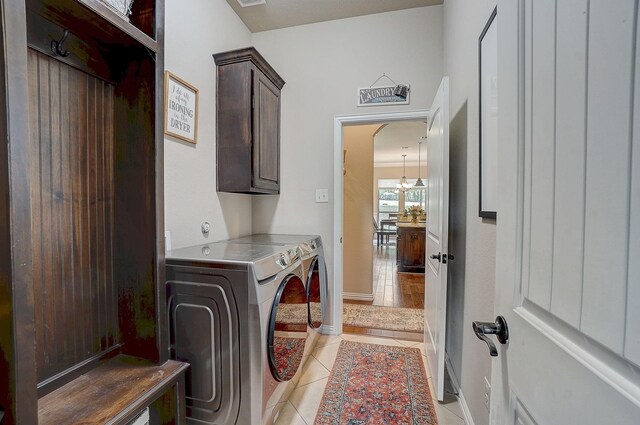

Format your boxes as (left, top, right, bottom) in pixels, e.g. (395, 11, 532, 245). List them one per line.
(411, 230, 426, 268)
(397, 228, 426, 272)
(252, 69, 280, 193)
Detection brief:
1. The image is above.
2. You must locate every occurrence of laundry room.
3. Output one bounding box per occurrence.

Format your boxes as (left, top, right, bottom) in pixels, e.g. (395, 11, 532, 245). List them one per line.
(6, 0, 638, 424)
(0, 0, 491, 424)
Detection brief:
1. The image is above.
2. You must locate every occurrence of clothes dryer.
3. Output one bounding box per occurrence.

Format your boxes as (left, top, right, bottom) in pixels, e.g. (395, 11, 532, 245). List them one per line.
(166, 241, 308, 424)
(225, 235, 328, 351)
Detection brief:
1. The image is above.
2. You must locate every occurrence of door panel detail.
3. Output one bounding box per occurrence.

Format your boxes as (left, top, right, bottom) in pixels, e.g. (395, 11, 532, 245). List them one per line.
(519, 0, 638, 363)
(492, 0, 640, 421)
(511, 396, 538, 425)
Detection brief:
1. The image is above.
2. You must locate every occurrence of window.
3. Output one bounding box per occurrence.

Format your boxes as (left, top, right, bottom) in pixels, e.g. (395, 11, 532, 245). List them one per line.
(405, 187, 427, 211)
(376, 178, 428, 223)
(378, 188, 399, 222)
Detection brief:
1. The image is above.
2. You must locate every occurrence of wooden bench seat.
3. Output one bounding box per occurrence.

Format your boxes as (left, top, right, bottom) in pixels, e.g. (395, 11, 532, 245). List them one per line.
(38, 356, 189, 425)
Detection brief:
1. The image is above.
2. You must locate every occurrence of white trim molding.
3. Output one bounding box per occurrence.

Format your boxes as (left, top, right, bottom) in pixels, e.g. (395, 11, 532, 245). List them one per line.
(342, 292, 374, 301)
(516, 302, 640, 409)
(445, 354, 475, 425)
(333, 110, 430, 335)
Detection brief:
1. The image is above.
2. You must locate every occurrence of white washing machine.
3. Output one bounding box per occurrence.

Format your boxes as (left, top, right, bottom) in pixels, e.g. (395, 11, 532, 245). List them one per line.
(166, 241, 309, 424)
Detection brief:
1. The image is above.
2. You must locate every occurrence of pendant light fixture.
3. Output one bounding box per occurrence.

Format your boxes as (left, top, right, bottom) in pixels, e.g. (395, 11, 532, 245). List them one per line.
(396, 154, 412, 192)
(414, 141, 425, 187)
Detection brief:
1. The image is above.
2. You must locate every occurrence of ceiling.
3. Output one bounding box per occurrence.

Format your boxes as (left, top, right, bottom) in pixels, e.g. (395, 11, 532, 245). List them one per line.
(374, 121, 428, 167)
(225, 0, 443, 32)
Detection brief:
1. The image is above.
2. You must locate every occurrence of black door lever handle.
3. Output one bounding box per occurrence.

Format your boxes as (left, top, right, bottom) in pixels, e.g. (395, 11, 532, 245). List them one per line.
(472, 316, 509, 357)
(430, 252, 441, 261)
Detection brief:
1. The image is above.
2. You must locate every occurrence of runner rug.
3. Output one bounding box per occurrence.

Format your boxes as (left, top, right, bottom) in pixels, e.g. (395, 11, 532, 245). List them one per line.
(314, 341, 437, 424)
(343, 304, 424, 333)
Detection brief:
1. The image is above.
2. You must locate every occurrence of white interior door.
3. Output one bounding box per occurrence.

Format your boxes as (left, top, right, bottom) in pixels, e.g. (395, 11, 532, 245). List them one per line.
(491, 1, 640, 423)
(425, 77, 450, 402)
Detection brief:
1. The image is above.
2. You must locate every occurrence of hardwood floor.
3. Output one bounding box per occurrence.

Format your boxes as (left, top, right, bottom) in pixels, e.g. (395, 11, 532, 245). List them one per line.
(343, 241, 424, 341)
(372, 243, 425, 308)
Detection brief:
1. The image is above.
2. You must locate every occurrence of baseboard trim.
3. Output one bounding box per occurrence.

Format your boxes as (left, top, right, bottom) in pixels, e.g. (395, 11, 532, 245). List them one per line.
(320, 324, 338, 335)
(343, 292, 374, 301)
(342, 292, 373, 301)
(445, 353, 475, 425)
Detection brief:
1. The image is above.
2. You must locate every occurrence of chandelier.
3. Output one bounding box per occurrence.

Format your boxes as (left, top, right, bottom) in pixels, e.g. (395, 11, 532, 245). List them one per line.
(415, 140, 425, 187)
(396, 154, 412, 192)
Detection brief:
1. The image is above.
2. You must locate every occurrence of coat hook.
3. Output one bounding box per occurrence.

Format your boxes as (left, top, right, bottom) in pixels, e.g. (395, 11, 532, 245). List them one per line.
(51, 30, 71, 58)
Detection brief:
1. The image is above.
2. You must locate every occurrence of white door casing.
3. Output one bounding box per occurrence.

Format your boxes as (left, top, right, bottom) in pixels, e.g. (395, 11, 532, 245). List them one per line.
(331, 110, 429, 335)
(492, 0, 640, 424)
(425, 77, 450, 402)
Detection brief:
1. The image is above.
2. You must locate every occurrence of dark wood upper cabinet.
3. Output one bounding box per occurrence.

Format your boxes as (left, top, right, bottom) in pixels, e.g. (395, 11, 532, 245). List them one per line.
(213, 47, 285, 195)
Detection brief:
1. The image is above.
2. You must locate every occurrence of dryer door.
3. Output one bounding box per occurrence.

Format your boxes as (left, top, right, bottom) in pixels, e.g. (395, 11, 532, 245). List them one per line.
(306, 256, 327, 329)
(267, 274, 308, 381)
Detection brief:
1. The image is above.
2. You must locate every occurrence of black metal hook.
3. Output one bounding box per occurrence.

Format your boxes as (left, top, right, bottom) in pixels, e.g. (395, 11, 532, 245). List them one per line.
(51, 30, 71, 58)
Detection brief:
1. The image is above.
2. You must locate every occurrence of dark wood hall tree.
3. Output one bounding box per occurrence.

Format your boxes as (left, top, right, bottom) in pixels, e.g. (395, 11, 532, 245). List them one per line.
(0, 0, 186, 423)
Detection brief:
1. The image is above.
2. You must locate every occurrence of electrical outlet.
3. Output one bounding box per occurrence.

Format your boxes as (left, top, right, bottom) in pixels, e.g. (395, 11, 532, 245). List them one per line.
(315, 189, 329, 203)
(483, 376, 491, 411)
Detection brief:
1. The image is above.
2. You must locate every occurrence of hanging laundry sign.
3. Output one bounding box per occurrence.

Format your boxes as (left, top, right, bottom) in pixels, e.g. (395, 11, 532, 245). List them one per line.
(357, 85, 410, 107)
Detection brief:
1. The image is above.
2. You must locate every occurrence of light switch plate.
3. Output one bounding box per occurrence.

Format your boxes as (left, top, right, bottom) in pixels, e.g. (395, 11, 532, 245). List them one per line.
(315, 189, 329, 203)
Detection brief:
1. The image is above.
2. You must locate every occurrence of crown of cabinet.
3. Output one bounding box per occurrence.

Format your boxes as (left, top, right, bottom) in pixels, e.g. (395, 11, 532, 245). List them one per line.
(213, 47, 285, 89)
(214, 47, 285, 194)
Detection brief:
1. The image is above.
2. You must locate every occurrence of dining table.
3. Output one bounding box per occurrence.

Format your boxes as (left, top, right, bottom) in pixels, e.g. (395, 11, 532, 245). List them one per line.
(379, 218, 397, 232)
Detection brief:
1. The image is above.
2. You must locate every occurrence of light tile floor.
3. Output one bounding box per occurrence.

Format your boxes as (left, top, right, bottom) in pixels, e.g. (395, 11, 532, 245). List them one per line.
(275, 333, 466, 425)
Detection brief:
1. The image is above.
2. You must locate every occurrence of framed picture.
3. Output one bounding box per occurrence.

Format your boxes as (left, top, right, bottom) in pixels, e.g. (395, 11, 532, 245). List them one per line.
(479, 7, 498, 219)
(164, 71, 199, 144)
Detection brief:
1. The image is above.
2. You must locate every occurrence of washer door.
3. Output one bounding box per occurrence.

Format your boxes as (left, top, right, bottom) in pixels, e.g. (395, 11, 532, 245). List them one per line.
(267, 274, 308, 382)
(306, 256, 327, 329)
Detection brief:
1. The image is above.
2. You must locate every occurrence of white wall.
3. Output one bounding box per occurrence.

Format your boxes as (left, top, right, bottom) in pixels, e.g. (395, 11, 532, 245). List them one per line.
(164, 0, 253, 249)
(251, 6, 444, 326)
(443, 1, 497, 425)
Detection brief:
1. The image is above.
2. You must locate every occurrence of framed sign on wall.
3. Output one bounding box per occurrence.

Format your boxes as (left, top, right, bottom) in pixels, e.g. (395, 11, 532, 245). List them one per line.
(479, 7, 498, 219)
(164, 71, 199, 144)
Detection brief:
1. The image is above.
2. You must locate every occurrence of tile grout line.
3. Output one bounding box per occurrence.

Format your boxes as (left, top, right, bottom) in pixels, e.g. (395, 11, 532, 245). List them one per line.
(297, 359, 331, 388)
(289, 400, 310, 425)
(442, 402, 465, 421)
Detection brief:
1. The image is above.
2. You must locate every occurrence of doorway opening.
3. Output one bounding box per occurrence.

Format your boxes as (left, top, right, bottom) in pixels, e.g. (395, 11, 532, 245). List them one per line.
(331, 110, 429, 340)
(343, 120, 428, 340)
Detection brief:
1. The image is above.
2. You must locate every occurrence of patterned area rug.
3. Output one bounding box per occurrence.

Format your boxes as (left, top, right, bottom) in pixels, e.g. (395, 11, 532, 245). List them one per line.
(343, 304, 424, 333)
(276, 303, 322, 324)
(314, 341, 437, 424)
(273, 336, 305, 380)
